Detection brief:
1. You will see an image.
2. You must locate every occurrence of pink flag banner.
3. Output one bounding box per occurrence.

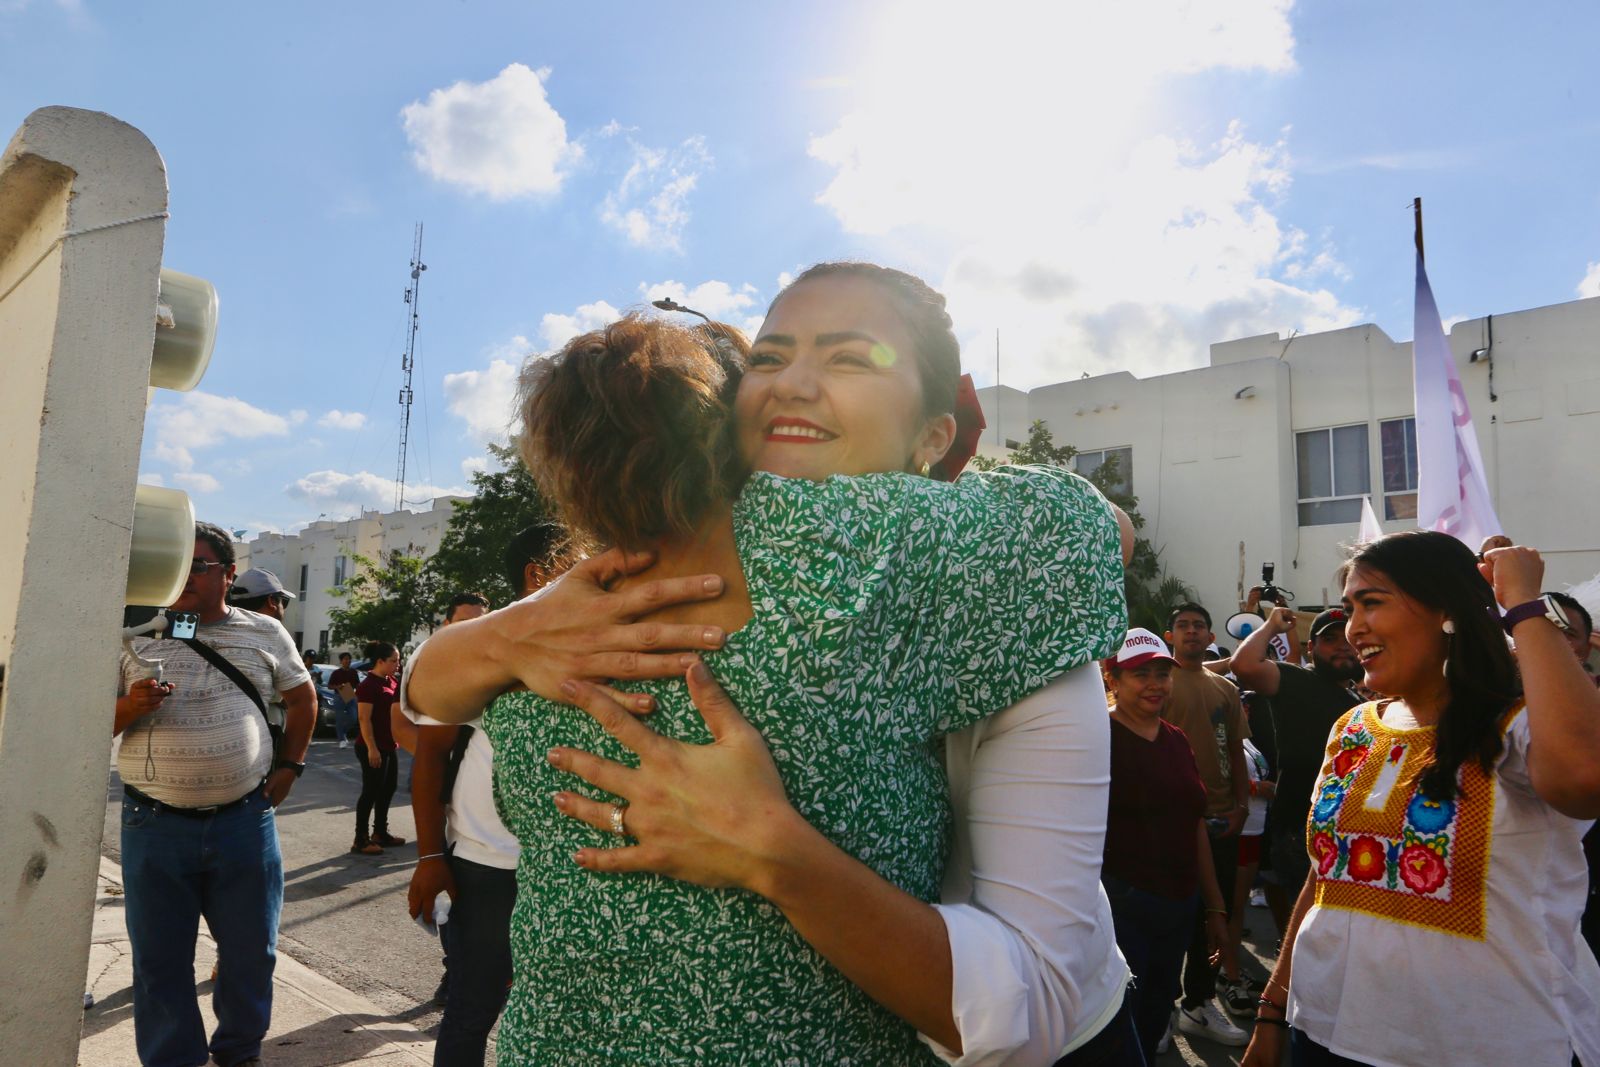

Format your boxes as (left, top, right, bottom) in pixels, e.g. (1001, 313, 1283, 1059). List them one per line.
(1412, 253, 1502, 549)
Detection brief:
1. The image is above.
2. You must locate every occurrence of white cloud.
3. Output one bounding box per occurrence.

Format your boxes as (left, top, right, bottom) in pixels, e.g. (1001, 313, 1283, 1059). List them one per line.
(461, 455, 491, 480)
(401, 63, 582, 199)
(173, 472, 222, 493)
(539, 301, 623, 350)
(805, 0, 1354, 386)
(286, 469, 467, 520)
(599, 136, 712, 252)
(1579, 262, 1600, 299)
(318, 409, 367, 430)
(444, 351, 524, 449)
(146, 391, 292, 471)
(639, 279, 764, 335)
(442, 310, 619, 452)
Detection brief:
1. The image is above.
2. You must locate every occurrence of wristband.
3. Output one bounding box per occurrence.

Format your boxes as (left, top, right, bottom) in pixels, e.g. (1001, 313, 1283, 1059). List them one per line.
(1254, 1015, 1289, 1029)
(417, 852, 445, 862)
(1258, 997, 1286, 1012)
(1205, 907, 1227, 915)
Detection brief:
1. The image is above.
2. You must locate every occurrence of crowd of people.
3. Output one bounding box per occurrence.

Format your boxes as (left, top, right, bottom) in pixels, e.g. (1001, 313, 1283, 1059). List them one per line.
(111, 260, 1599, 1067)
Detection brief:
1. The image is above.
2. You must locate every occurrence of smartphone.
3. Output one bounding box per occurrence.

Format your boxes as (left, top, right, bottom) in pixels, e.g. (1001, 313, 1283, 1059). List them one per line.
(167, 612, 199, 640)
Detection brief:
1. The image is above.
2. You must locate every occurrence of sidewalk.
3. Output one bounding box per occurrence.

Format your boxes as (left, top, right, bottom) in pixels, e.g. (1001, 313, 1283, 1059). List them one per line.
(80, 855, 434, 1066)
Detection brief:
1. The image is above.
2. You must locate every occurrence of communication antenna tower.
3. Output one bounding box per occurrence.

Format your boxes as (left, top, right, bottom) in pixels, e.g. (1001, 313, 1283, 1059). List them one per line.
(396, 223, 425, 511)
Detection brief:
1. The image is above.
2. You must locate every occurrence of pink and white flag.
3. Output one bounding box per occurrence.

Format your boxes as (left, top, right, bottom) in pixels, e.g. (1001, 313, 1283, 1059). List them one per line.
(1412, 253, 1502, 549)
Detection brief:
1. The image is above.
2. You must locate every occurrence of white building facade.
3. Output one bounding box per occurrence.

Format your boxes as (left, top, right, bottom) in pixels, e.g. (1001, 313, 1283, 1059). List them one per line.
(976, 294, 1600, 622)
(237, 495, 467, 657)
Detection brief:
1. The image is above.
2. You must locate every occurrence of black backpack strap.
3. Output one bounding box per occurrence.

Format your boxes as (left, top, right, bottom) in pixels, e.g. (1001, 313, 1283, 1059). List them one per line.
(440, 725, 474, 805)
(178, 637, 277, 747)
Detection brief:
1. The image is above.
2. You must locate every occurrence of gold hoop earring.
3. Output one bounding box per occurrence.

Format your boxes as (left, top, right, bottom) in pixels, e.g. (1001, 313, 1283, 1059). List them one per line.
(919, 461, 931, 477)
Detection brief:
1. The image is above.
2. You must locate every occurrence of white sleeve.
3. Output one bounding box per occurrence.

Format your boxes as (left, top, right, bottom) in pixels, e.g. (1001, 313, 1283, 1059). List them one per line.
(923, 665, 1130, 1067)
(397, 639, 441, 726)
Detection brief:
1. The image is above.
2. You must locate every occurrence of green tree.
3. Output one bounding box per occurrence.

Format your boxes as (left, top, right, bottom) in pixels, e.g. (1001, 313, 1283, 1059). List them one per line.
(971, 419, 1193, 632)
(422, 443, 554, 610)
(327, 549, 435, 653)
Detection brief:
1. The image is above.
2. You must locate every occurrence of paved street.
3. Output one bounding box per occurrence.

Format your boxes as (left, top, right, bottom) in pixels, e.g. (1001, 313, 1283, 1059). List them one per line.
(101, 737, 1281, 1066)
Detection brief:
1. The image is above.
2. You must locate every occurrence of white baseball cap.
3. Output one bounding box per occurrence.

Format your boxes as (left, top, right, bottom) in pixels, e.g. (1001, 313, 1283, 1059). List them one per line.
(229, 568, 295, 601)
(1113, 627, 1177, 668)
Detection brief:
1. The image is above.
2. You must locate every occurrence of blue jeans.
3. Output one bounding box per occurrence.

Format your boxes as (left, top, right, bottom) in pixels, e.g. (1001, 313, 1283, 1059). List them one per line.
(435, 854, 517, 1066)
(334, 696, 358, 743)
(121, 785, 283, 1067)
(1103, 875, 1197, 1057)
(1053, 984, 1146, 1067)
(1290, 1028, 1375, 1065)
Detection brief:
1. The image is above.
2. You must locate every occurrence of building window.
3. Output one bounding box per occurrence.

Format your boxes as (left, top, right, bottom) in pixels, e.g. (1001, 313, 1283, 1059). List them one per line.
(1073, 446, 1133, 497)
(333, 555, 347, 589)
(294, 631, 304, 651)
(298, 564, 308, 597)
(317, 630, 329, 657)
(1380, 417, 1419, 520)
(1296, 423, 1369, 525)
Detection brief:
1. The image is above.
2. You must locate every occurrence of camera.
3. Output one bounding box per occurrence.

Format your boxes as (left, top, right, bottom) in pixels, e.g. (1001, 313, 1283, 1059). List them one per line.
(1258, 562, 1282, 609)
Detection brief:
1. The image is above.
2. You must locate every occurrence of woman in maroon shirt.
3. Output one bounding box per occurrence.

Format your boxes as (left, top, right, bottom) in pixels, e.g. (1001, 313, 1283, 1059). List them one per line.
(1103, 628, 1232, 1057)
(352, 642, 404, 854)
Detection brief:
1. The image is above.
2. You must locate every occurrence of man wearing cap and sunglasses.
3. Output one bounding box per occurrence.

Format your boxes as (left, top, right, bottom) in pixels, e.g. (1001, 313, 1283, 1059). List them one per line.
(1229, 604, 1362, 923)
(113, 521, 316, 1067)
(228, 567, 296, 624)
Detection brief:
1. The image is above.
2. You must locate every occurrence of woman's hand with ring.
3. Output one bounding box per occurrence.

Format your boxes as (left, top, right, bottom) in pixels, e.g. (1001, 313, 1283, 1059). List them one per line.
(545, 659, 801, 893)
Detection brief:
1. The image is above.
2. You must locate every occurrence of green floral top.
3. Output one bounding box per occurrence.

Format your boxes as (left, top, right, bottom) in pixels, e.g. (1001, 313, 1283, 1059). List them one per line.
(485, 466, 1126, 1066)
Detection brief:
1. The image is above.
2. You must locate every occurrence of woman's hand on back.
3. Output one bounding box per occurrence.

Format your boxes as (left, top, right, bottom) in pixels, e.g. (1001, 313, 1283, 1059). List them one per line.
(492, 548, 730, 701)
(546, 659, 806, 894)
(406, 547, 732, 724)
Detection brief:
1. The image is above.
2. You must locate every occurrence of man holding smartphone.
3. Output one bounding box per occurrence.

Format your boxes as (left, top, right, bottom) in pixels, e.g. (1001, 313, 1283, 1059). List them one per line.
(113, 520, 316, 1067)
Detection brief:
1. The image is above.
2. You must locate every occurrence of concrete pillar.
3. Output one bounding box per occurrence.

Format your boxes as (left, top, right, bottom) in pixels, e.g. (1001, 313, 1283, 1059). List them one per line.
(0, 106, 167, 1064)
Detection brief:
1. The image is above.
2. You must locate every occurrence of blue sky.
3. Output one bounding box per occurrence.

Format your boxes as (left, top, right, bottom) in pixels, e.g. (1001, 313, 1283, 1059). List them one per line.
(5, 0, 1598, 536)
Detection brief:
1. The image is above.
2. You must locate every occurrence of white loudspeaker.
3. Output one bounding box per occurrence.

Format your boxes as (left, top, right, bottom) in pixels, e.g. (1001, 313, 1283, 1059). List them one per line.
(150, 269, 218, 391)
(125, 484, 195, 606)
(1225, 611, 1263, 640)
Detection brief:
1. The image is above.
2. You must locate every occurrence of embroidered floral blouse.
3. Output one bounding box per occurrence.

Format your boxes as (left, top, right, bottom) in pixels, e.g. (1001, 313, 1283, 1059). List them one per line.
(1290, 701, 1600, 1066)
(484, 466, 1126, 1066)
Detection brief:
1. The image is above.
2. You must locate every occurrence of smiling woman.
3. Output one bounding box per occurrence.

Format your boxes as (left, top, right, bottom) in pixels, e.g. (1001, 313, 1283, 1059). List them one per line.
(1242, 532, 1600, 1067)
(408, 263, 1137, 1066)
(736, 264, 958, 481)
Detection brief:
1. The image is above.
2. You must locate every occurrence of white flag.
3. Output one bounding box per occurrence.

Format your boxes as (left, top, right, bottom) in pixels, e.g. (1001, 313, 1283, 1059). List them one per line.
(1359, 495, 1384, 543)
(1412, 253, 1502, 549)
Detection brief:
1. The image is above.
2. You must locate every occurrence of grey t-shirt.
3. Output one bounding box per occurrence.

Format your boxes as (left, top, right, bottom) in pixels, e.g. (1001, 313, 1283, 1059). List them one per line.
(118, 607, 311, 806)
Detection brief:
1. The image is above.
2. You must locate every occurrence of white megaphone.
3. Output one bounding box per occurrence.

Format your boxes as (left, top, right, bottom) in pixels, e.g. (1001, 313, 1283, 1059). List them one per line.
(1225, 611, 1264, 641)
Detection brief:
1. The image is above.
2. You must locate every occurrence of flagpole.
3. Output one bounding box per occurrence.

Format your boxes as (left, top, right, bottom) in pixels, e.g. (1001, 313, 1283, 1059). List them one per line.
(1413, 196, 1424, 262)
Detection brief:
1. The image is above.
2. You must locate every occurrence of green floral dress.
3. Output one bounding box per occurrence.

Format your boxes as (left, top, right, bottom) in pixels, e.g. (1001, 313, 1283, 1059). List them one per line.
(484, 466, 1126, 1066)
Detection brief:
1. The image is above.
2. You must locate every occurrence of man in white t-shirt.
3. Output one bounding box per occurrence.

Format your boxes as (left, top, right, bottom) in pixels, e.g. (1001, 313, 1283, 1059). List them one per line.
(406, 526, 569, 1065)
(114, 521, 315, 1067)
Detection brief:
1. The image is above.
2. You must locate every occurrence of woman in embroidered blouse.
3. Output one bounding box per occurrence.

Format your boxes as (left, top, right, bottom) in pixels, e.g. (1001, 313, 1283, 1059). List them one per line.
(1242, 532, 1600, 1067)
(408, 264, 1136, 1065)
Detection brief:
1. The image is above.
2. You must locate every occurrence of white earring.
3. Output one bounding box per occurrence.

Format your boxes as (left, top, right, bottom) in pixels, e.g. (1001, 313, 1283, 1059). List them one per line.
(1442, 620, 1455, 635)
